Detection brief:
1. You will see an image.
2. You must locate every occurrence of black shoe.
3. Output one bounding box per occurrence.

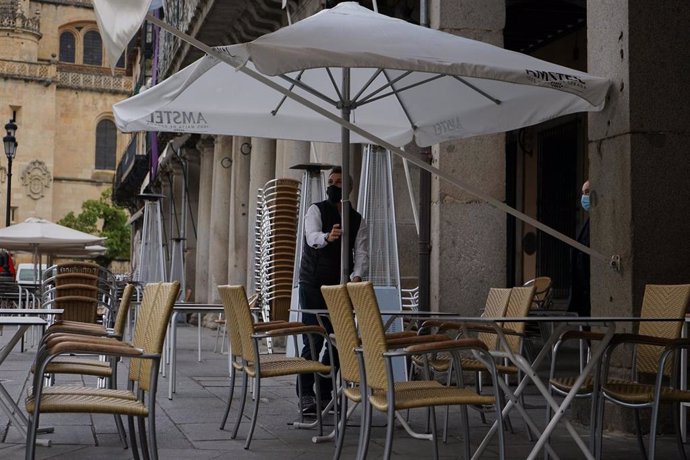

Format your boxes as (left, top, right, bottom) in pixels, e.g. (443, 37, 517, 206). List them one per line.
(300, 395, 316, 415)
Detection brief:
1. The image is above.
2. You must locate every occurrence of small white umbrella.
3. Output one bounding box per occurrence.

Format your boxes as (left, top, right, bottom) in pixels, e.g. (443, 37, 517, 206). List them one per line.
(0, 218, 105, 251)
(0, 218, 106, 284)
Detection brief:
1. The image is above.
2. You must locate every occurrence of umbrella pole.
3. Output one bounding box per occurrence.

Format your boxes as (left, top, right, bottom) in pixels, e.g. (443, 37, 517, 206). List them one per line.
(340, 68, 351, 284)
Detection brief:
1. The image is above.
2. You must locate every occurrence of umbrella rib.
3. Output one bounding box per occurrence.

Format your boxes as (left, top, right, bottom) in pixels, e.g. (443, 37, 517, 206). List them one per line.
(451, 76, 502, 105)
(380, 69, 416, 128)
(325, 68, 343, 102)
(278, 74, 339, 108)
(358, 73, 445, 107)
(352, 68, 384, 103)
(271, 70, 306, 115)
(356, 70, 414, 106)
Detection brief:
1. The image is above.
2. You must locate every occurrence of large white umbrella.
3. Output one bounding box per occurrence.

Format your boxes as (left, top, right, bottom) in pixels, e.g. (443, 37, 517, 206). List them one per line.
(112, 2, 613, 279)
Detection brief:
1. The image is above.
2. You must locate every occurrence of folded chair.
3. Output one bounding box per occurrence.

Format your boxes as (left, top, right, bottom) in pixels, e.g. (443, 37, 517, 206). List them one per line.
(321, 284, 449, 459)
(347, 281, 505, 460)
(218, 285, 334, 449)
(26, 281, 180, 460)
(594, 283, 690, 460)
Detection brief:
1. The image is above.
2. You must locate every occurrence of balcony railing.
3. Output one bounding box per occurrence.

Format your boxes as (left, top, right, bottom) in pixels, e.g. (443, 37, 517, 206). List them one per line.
(57, 69, 133, 93)
(0, 59, 53, 83)
(0, 8, 40, 35)
(113, 133, 150, 206)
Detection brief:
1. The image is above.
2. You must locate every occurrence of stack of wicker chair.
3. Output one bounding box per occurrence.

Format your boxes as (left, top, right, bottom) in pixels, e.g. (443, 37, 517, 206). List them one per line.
(254, 178, 300, 324)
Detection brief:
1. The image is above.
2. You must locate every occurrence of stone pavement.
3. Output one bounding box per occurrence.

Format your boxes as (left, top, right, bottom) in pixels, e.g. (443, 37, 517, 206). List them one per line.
(0, 322, 684, 459)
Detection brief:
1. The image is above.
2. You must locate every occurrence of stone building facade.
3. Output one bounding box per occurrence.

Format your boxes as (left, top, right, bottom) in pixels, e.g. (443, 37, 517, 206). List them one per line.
(0, 0, 131, 242)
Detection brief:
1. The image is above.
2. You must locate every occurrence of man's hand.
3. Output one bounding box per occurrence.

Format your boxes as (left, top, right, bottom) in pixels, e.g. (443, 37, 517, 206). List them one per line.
(327, 224, 342, 242)
(351, 276, 362, 282)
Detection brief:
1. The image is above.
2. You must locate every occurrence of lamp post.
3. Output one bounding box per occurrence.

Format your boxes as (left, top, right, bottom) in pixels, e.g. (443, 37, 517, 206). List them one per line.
(3, 118, 17, 227)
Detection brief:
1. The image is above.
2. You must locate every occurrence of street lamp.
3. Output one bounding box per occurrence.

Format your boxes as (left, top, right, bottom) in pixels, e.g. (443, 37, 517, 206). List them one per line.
(3, 119, 17, 227)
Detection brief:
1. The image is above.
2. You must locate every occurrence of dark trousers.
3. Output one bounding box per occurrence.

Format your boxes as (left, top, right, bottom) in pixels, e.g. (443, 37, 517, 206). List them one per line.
(297, 283, 339, 400)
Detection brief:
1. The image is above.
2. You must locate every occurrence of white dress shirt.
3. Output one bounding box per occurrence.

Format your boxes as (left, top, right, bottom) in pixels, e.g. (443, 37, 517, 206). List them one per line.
(304, 203, 369, 281)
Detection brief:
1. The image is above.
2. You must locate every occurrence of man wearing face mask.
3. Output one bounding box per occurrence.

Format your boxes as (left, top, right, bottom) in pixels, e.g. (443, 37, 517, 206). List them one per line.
(568, 179, 591, 316)
(296, 166, 368, 415)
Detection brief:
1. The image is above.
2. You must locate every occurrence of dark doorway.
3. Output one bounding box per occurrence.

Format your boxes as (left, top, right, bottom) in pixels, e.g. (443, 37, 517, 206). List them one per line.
(536, 120, 580, 299)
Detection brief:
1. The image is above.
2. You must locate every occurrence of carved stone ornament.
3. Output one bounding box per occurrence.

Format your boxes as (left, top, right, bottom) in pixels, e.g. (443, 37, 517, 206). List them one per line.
(21, 160, 52, 200)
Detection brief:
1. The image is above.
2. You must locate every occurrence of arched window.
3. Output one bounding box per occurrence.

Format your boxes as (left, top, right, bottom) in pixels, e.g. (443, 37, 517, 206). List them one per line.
(83, 30, 103, 66)
(59, 31, 76, 63)
(95, 120, 117, 170)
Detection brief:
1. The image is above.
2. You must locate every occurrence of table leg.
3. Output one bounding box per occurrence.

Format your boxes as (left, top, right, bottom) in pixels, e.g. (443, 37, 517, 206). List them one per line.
(168, 312, 179, 400)
(197, 313, 202, 362)
(0, 324, 52, 444)
(681, 321, 688, 443)
(521, 322, 614, 460)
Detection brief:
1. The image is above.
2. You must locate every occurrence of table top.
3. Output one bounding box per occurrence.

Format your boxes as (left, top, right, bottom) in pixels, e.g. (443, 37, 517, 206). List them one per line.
(0, 308, 63, 315)
(290, 309, 687, 323)
(0, 316, 47, 326)
(173, 303, 223, 312)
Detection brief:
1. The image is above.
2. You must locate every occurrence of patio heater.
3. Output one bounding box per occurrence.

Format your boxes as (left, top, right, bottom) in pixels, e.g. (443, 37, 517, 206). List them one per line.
(135, 194, 167, 284)
(358, 145, 406, 380)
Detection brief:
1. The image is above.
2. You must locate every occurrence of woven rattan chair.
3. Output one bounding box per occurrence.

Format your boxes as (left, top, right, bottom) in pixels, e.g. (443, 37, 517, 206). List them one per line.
(321, 284, 447, 459)
(416, 287, 513, 438)
(217, 286, 302, 431)
(347, 281, 505, 460)
(593, 284, 690, 459)
(218, 285, 333, 449)
(32, 284, 136, 447)
(38, 284, 136, 382)
(523, 276, 553, 310)
(25, 281, 180, 460)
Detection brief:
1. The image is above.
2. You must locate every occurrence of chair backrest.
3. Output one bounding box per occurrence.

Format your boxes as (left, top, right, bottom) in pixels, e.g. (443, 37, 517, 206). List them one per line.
(54, 294, 99, 323)
(523, 277, 552, 310)
(130, 281, 180, 392)
(347, 281, 390, 392)
(127, 282, 163, 383)
(636, 284, 690, 376)
(321, 284, 361, 385)
(477, 287, 512, 349)
(218, 285, 244, 360)
(222, 285, 259, 364)
(112, 283, 135, 337)
(502, 285, 536, 353)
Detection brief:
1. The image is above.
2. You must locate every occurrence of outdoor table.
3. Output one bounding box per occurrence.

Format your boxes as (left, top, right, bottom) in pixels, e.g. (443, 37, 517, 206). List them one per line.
(0, 307, 62, 444)
(167, 303, 224, 399)
(431, 315, 682, 460)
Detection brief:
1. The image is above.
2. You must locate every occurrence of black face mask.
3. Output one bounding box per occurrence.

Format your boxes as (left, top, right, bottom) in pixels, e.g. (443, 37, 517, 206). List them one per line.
(326, 185, 342, 204)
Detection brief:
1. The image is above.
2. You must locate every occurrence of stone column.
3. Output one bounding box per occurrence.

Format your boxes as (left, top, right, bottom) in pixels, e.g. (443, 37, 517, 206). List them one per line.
(194, 136, 214, 303)
(584, 1, 690, 433)
(227, 136, 251, 285)
(588, 1, 690, 315)
(246, 138, 277, 288)
(275, 140, 309, 180)
(429, 0, 507, 313)
(207, 135, 233, 302)
(183, 146, 200, 301)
